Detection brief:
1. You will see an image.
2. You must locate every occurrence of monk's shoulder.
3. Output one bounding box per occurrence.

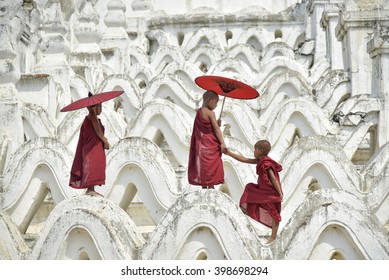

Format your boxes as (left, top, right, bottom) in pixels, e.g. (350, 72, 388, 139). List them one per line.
(200, 107, 213, 121)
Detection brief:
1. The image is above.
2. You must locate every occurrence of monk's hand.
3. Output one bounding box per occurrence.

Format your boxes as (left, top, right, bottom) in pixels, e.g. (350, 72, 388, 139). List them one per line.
(103, 137, 110, 150)
(221, 143, 227, 154)
(217, 118, 222, 127)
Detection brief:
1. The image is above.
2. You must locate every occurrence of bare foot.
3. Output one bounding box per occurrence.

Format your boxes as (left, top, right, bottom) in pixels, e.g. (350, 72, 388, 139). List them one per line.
(266, 237, 276, 245)
(85, 190, 103, 197)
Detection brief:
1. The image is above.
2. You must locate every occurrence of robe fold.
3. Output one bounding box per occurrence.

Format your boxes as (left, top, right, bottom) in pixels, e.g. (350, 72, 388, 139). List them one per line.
(240, 156, 283, 228)
(188, 109, 224, 186)
(69, 116, 106, 189)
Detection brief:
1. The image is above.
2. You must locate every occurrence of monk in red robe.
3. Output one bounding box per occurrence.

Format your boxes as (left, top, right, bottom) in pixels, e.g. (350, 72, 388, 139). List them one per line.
(224, 140, 283, 244)
(188, 91, 227, 189)
(69, 99, 110, 196)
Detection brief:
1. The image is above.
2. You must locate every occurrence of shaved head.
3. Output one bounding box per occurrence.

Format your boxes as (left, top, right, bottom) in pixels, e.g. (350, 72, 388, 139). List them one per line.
(255, 140, 271, 155)
(203, 90, 218, 101)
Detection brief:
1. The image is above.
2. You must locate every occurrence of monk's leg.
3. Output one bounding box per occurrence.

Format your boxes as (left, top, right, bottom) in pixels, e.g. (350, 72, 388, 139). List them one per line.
(86, 187, 103, 197)
(86, 187, 95, 194)
(267, 218, 279, 244)
(202, 185, 214, 189)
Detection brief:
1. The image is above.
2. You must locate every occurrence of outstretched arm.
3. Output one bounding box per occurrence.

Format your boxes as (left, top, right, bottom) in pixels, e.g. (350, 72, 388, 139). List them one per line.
(268, 168, 283, 200)
(224, 150, 258, 164)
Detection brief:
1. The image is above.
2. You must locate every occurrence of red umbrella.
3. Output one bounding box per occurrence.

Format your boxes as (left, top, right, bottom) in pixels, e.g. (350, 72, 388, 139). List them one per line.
(60, 91, 124, 112)
(195, 75, 259, 118)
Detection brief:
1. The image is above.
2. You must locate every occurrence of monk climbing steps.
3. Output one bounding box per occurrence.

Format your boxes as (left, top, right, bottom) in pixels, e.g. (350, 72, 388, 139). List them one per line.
(224, 140, 283, 244)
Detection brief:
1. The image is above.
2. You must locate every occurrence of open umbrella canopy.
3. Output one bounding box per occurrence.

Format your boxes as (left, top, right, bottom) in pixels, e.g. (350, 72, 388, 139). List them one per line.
(195, 75, 259, 100)
(60, 91, 124, 112)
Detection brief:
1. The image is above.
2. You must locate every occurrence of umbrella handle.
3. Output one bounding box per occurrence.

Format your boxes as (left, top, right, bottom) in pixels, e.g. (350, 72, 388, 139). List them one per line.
(219, 96, 226, 120)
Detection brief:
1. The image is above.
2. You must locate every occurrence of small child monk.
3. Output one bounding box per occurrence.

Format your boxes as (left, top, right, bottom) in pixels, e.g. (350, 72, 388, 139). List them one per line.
(224, 140, 283, 244)
(69, 93, 110, 196)
(188, 90, 227, 189)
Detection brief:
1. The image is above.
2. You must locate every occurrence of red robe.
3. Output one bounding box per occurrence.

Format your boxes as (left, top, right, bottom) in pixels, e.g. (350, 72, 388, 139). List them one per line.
(188, 109, 224, 186)
(69, 116, 106, 189)
(240, 156, 282, 228)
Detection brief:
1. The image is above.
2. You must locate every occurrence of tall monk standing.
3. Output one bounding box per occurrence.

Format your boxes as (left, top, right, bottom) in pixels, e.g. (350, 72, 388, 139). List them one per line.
(188, 90, 227, 189)
(224, 140, 283, 244)
(69, 93, 110, 196)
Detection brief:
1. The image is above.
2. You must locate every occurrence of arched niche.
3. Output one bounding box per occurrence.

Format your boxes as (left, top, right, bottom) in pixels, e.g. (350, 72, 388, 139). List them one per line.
(108, 162, 165, 225)
(176, 226, 227, 260)
(276, 82, 300, 98)
(309, 225, 365, 260)
(64, 227, 102, 260)
(287, 111, 316, 137)
(246, 35, 263, 53)
(196, 251, 208, 260)
(7, 163, 66, 236)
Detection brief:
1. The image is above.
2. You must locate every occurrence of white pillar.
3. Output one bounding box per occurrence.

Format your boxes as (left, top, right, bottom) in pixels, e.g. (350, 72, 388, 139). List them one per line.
(306, 0, 328, 63)
(0, 0, 24, 157)
(335, 4, 388, 96)
(70, 0, 103, 87)
(367, 27, 389, 147)
(321, 3, 344, 70)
